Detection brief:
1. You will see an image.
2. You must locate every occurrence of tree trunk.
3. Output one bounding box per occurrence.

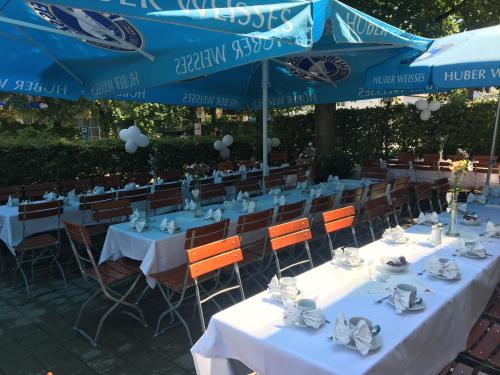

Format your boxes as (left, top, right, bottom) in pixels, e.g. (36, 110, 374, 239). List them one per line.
(314, 103, 336, 157)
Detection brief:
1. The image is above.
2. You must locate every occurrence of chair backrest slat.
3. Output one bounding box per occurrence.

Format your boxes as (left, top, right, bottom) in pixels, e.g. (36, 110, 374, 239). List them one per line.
(91, 199, 131, 222)
(268, 217, 309, 239)
(189, 249, 243, 279)
(79, 192, 115, 210)
(235, 178, 260, 196)
(269, 229, 312, 251)
(340, 187, 364, 206)
(363, 197, 389, 221)
(199, 183, 226, 201)
(18, 200, 63, 221)
(415, 183, 433, 200)
(309, 194, 335, 215)
(117, 187, 150, 202)
(148, 190, 182, 210)
(93, 175, 122, 189)
(236, 208, 273, 234)
(322, 206, 356, 234)
(156, 180, 182, 191)
(184, 219, 230, 249)
(187, 236, 241, 263)
(276, 199, 306, 224)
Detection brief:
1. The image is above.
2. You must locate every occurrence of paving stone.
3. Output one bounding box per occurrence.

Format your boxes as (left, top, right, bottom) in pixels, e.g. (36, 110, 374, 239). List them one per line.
(172, 352, 196, 372)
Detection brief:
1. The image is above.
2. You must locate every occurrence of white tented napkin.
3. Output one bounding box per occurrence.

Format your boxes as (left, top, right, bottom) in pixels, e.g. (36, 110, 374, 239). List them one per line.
(426, 256, 460, 279)
(237, 191, 243, 201)
(457, 203, 468, 213)
(94, 186, 105, 194)
(129, 208, 140, 222)
(213, 208, 222, 222)
(327, 175, 339, 182)
(267, 275, 281, 295)
(204, 208, 214, 219)
(214, 175, 222, 184)
(457, 238, 486, 258)
(417, 212, 439, 225)
(309, 188, 322, 198)
(333, 313, 373, 356)
(488, 187, 500, 198)
(278, 195, 286, 206)
(135, 220, 146, 233)
(6, 195, 13, 207)
(155, 178, 164, 185)
(467, 192, 487, 204)
(247, 200, 256, 213)
(283, 304, 325, 329)
(160, 219, 176, 234)
(125, 182, 137, 190)
(383, 226, 406, 242)
(296, 181, 307, 190)
(391, 288, 412, 314)
(243, 191, 250, 199)
(43, 192, 57, 201)
(486, 221, 500, 237)
(239, 165, 247, 173)
(191, 189, 200, 200)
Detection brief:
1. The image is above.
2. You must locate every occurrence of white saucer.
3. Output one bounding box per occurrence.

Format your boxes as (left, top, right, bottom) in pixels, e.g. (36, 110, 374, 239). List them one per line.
(459, 250, 486, 259)
(345, 335, 382, 352)
(429, 272, 461, 281)
(461, 219, 481, 226)
(389, 297, 426, 311)
(334, 258, 364, 268)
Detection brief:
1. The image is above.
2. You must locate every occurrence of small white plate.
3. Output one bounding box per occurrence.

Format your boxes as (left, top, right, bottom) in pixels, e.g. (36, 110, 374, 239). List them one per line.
(389, 297, 426, 311)
(334, 258, 364, 268)
(382, 262, 409, 272)
(461, 219, 481, 226)
(345, 335, 382, 352)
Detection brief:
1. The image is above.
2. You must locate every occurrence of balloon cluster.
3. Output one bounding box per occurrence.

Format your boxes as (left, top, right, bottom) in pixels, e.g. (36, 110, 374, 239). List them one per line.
(415, 99, 441, 121)
(213, 135, 234, 159)
(119, 125, 150, 153)
(267, 137, 281, 152)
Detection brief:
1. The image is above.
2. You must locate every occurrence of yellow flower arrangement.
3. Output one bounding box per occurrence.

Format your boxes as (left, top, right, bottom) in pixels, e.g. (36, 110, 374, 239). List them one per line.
(451, 159, 468, 175)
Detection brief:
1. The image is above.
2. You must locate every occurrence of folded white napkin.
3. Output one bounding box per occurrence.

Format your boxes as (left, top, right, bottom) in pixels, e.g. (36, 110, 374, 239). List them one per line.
(204, 208, 214, 219)
(125, 182, 137, 190)
(242, 199, 249, 212)
(278, 195, 286, 206)
(488, 187, 500, 198)
(239, 165, 247, 173)
(283, 304, 325, 329)
(417, 212, 439, 225)
(446, 192, 453, 204)
(155, 178, 164, 185)
(327, 175, 339, 182)
(457, 203, 468, 213)
(213, 208, 222, 222)
(467, 192, 486, 204)
(383, 226, 406, 242)
(135, 219, 146, 233)
(333, 313, 373, 356)
(426, 256, 460, 279)
(457, 238, 486, 258)
(130, 208, 140, 221)
(7, 195, 13, 207)
(67, 189, 76, 199)
(267, 275, 281, 295)
(160, 218, 176, 233)
(94, 186, 105, 194)
(309, 188, 322, 198)
(486, 221, 500, 237)
(247, 200, 256, 213)
(237, 191, 243, 201)
(191, 189, 200, 200)
(243, 191, 250, 199)
(184, 199, 196, 211)
(43, 192, 57, 201)
(296, 181, 307, 190)
(391, 288, 412, 314)
(214, 175, 223, 184)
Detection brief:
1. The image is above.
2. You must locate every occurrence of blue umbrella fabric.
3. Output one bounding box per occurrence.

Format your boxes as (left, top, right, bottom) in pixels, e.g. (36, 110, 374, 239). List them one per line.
(366, 25, 500, 91)
(0, 0, 432, 106)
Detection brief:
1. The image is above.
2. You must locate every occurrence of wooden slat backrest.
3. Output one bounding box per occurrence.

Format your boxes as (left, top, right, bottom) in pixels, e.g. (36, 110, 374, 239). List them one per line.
(264, 174, 284, 189)
(361, 159, 379, 167)
(159, 168, 180, 181)
(276, 199, 306, 223)
(368, 181, 387, 199)
(184, 219, 229, 250)
(474, 155, 497, 163)
(269, 152, 288, 162)
(341, 187, 364, 205)
(64, 220, 92, 246)
(189, 249, 243, 278)
(391, 188, 410, 207)
(61, 179, 90, 194)
(238, 159, 254, 168)
(474, 162, 499, 173)
(361, 167, 387, 180)
(392, 176, 410, 190)
(79, 192, 115, 210)
(200, 183, 226, 200)
(415, 183, 433, 200)
(413, 160, 437, 170)
(93, 175, 122, 189)
(217, 161, 234, 171)
(117, 187, 150, 202)
(247, 170, 263, 178)
(322, 206, 355, 234)
(387, 160, 408, 169)
(235, 177, 260, 191)
(398, 152, 416, 162)
(24, 182, 58, 200)
(0, 185, 21, 204)
(156, 181, 182, 191)
(129, 173, 150, 185)
(91, 199, 131, 221)
(363, 197, 389, 221)
(423, 154, 440, 162)
(236, 208, 273, 234)
(268, 218, 311, 251)
(222, 175, 240, 184)
(187, 236, 241, 263)
(18, 200, 63, 221)
(148, 190, 182, 210)
(309, 194, 335, 215)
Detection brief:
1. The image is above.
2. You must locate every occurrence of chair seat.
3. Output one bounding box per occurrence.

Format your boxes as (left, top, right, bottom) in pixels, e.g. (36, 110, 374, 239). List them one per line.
(151, 264, 192, 291)
(15, 233, 58, 253)
(87, 258, 140, 285)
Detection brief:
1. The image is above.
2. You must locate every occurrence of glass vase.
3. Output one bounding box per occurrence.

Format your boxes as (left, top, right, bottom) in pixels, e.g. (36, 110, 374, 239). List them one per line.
(446, 193, 460, 237)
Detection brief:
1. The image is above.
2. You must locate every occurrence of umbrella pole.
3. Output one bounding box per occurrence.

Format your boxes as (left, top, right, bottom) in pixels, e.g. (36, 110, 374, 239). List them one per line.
(262, 60, 270, 183)
(486, 91, 500, 187)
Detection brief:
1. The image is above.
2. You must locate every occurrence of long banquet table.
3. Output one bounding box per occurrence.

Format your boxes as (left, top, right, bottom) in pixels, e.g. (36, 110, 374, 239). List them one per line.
(190, 203, 500, 375)
(99, 179, 368, 287)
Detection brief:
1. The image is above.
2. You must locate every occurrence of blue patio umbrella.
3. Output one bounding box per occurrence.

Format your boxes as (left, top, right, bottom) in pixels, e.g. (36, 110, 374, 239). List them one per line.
(366, 25, 500, 185)
(0, 0, 436, 174)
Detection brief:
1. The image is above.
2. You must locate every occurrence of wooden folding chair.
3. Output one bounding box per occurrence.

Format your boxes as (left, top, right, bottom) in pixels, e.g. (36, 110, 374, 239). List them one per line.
(267, 218, 313, 278)
(360, 166, 387, 180)
(93, 175, 122, 190)
(117, 187, 150, 203)
(188, 236, 245, 332)
(199, 183, 226, 205)
(151, 219, 230, 344)
(147, 189, 183, 216)
(414, 183, 435, 213)
(64, 221, 147, 347)
(434, 177, 451, 213)
(159, 169, 180, 182)
(308, 194, 335, 230)
(276, 199, 306, 224)
(235, 177, 261, 197)
(390, 188, 413, 221)
(91, 199, 132, 225)
(322, 206, 359, 253)
(14, 200, 66, 297)
(366, 181, 388, 200)
(156, 180, 182, 192)
(217, 161, 234, 171)
(23, 182, 58, 201)
(60, 179, 91, 195)
(79, 192, 116, 234)
(128, 172, 150, 186)
(340, 187, 364, 211)
(465, 319, 500, 368)
(389, 176, 410, 192)
(0, 185, 21, 205)
(264, 174, 285, 192)
(362, 196, 397, 241)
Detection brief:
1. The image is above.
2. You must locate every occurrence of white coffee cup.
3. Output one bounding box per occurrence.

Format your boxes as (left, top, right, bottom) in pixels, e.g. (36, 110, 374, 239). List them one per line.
(395, 283, 417, 305)
(296, 299, 316, 313)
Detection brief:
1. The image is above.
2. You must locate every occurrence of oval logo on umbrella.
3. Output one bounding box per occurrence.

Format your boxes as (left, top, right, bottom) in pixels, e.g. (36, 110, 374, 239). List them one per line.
(282, 56, 351, 83)
(29, 3, 143, 52)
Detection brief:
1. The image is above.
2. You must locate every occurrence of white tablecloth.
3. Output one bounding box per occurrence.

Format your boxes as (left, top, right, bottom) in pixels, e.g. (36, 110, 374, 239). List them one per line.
(191, 203, 500, 375)
(99, 180, 366, 287)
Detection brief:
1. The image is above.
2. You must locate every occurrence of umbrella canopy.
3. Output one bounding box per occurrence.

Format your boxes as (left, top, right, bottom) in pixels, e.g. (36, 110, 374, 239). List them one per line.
(0, 0, 432, 105)
(366, 25, 500, 91)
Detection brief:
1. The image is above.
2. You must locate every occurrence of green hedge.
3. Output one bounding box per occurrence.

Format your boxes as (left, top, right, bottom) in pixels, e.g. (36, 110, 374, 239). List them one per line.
(0, 136, 254, 186)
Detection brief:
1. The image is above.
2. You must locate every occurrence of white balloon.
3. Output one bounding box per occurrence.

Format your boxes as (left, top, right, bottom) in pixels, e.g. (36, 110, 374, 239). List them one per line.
(429, 100, 441, 112)
(125, 140, 138, 153)
(420, 109, 432, 121)
(127, 125, 141, 141)
(137, 134, 149, 147)
(271, 137, 281, 148)
(415, 99, 429, 111)
(213, 140, 225, 151)
(119, 128, 129, 141)
(222, 134, 234, 147)
(219, 147, 230, 159)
